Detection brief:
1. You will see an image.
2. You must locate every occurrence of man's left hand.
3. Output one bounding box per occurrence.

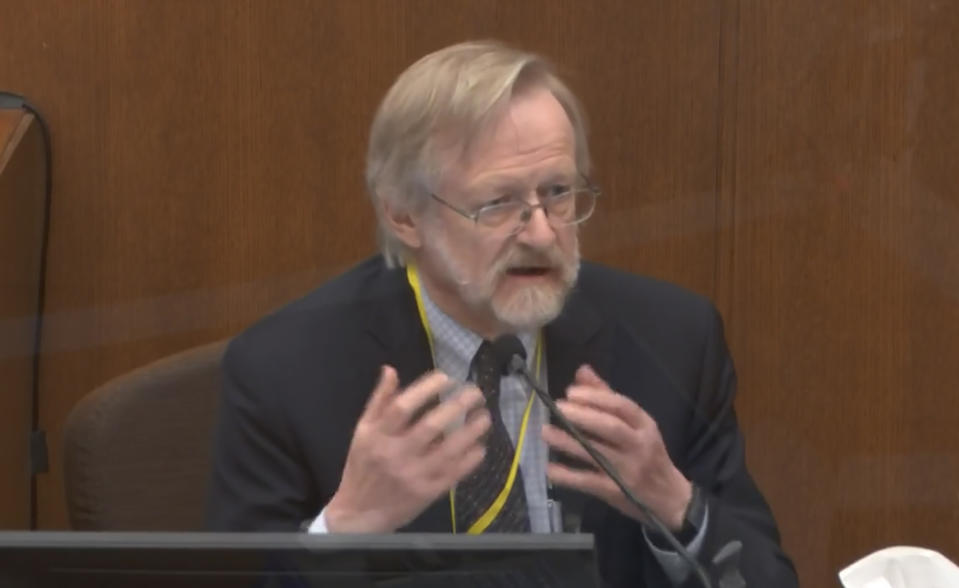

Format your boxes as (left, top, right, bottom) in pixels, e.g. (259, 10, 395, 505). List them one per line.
(542, 365, 692, 531)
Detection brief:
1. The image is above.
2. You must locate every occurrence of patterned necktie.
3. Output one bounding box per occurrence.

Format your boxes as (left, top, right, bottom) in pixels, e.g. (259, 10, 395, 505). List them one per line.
(454, 340, 531, 533)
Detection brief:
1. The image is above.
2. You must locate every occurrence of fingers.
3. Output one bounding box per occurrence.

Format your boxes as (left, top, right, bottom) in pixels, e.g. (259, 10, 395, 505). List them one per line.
(409, 384, 486, 451)
(568, 367, 649, 430)
(555, 399, 637, 448)
(575, 364, 607, 387)
(541, 423, 612, 469)
(339, 370, 492, 532)
(424, 407, 491, 479)
(362, 365, 399, 421)
(380, 371, 453, 434)
(447, 443, 487, 486)
(546, 461, 618, 501)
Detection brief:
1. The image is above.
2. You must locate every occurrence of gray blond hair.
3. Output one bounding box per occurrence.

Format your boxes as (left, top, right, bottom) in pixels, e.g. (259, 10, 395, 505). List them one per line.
(365, 40, 591, 267)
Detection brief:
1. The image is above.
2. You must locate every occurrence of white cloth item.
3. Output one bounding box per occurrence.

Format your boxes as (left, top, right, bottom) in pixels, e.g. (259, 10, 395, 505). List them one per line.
(839, 546, 959, 588)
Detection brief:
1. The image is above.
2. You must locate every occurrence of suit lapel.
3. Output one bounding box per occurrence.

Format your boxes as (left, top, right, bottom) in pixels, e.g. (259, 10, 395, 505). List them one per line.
(363, 267, 433, 386)
(362, 267, 452, 533)
(543, 286, 614, 534)
(544, 290, 611, 399)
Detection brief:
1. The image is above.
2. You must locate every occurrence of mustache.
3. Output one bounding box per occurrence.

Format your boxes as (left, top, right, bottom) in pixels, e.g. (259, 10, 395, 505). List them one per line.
(497, 246, 567, 272)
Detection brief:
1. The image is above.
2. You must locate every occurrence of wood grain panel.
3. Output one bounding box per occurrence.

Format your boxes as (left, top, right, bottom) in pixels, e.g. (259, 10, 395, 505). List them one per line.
(0, 110, 46, 528)
(0, 1, 722, 529)
(719, 1, 959, 585)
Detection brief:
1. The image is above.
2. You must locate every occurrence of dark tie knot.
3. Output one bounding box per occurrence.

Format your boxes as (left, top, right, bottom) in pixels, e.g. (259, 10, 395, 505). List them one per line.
(471, 341, 502, 401)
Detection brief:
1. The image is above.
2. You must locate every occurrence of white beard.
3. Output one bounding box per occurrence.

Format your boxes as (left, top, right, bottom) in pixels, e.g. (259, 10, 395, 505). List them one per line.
(425, 228, 580, 332)
(490, 274, 573, 331)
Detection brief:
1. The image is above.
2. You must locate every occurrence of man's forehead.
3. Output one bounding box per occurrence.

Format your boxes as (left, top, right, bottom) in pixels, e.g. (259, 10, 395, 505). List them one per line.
(468, 166, 578, 190)
(453, 97, 575, 180)
(482, 90, 573, 151)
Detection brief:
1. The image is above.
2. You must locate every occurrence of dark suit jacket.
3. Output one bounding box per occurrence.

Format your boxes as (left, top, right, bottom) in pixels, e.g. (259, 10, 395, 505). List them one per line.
(207, 255, 797, 588)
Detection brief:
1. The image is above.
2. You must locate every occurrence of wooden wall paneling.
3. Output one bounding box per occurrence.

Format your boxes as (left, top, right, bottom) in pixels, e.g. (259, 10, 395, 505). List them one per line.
(0, 110, 46, 528)
(0, 1, 723, 529)
(719, 1, 959, 585)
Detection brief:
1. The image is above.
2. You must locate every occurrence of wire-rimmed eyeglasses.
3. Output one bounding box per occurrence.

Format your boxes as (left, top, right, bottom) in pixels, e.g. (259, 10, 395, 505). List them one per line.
(429, 179, 600, 236)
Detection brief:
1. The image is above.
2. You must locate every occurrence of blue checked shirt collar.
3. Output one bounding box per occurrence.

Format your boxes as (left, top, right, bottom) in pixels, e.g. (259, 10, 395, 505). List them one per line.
(418, 284, 536, 380)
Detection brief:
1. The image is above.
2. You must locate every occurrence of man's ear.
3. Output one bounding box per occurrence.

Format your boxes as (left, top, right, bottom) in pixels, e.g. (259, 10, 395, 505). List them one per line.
(380, 193, 423, 250)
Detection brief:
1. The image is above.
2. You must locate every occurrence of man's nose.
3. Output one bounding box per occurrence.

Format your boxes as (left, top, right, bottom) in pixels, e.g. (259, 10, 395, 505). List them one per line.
(515, 205, 557, 249)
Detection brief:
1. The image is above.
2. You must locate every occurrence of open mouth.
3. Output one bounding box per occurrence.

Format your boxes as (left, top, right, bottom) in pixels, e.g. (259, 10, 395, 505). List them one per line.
(506, 266, 551, 277)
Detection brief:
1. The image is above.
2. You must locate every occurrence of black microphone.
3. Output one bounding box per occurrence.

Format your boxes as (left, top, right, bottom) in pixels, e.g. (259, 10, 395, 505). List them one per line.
(490, 334, 714, 588)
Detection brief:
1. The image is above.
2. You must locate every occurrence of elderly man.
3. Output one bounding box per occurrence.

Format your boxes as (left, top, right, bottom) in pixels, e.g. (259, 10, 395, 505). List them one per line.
(208, 40, 798, 587)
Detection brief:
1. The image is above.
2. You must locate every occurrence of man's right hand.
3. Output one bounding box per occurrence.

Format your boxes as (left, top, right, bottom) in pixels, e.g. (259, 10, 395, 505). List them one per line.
(324, 365, 490, 533)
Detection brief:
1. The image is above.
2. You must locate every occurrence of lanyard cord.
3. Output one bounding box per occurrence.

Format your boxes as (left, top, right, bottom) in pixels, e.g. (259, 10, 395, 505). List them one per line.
(406, 265, 542, 533)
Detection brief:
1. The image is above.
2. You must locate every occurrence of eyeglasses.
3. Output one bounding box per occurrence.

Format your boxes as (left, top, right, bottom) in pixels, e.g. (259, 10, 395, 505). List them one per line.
(429, 179, 600, 236)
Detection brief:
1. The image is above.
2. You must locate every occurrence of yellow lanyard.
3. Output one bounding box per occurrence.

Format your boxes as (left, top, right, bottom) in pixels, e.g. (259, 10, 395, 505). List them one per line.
(406, 264, 541, 534)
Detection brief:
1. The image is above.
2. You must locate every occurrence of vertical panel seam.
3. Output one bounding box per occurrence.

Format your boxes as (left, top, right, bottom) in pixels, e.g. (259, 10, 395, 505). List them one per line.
(714, 0, 741, 322)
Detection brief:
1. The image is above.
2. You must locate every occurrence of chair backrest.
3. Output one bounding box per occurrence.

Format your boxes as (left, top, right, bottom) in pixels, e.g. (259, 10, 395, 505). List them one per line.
(63, 340, 228, 530)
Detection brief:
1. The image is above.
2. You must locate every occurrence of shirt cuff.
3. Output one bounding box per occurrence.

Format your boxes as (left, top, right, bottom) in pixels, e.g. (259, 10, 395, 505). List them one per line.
(642, 505, 710, 585)
(305, 508, 329, 534)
